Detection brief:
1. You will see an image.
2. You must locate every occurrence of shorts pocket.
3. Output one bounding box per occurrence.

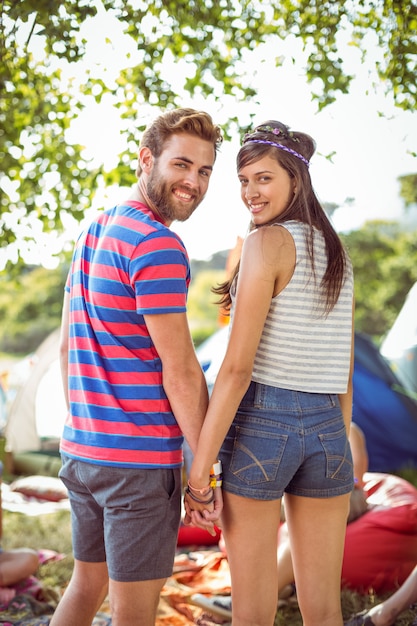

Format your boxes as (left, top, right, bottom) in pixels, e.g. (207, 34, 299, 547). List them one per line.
(229, 425, 288, 486)
(164, 468, 180, 500)
(318, 426, 353, 482)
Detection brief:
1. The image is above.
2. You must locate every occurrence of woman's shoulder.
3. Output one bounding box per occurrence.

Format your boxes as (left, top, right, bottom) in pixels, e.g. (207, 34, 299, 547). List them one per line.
(244, 224, 296, 268)
(246, 223, 294, 247)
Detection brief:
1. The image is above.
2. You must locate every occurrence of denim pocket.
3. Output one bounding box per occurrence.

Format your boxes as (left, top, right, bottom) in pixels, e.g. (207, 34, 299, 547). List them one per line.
(229, 425, 288, 485)
(318, 426, 353, 481)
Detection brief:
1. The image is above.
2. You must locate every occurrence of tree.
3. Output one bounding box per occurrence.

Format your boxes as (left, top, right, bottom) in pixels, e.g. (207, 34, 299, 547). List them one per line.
(187, 269, 227, 345)
(0, 1, 106, 267)
(0, 262, 69, 353)
(398, 173, 417, 208)
(1, 0, 416, 266)
(341, 221, 417, 339)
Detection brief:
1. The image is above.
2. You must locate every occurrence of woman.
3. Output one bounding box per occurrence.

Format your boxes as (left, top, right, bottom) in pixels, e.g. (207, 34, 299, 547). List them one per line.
(186, 121, 355, 626)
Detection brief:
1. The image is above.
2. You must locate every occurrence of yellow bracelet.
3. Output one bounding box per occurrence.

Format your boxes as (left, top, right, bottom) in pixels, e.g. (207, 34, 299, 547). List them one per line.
(210, 460, 222, 477)
(210, 475, 223, 488)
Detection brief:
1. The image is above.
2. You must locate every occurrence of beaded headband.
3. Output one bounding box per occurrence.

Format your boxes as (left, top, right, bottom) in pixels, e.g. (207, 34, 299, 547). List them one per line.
(244, 139, 310, 167)
(243, 124, 310, 167)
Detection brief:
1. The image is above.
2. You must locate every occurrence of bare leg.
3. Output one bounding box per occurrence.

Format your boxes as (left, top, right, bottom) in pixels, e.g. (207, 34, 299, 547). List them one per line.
(365, 564, 417, 626)
(221, 491, 282, 626)
(109, 577, 167, 626)
(285, 492, 350, 626)
(50, 560, 108, 626)
(0, 548, 39, 586)
(277, 523, 295, 597)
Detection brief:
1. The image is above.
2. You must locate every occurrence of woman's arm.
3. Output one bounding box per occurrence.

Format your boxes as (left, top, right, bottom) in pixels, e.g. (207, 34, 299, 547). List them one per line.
(337, 300, 355, 436)
(187, 226, 295, 503)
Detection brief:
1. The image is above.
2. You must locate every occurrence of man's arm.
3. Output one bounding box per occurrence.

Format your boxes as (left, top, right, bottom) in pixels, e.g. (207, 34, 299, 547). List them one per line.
(145, 312, 222, 533)
(143, 312, 209, 455)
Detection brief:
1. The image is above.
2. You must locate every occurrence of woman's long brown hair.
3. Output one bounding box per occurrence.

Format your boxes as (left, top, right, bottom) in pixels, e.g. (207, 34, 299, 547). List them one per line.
(213, 121, 349, 316)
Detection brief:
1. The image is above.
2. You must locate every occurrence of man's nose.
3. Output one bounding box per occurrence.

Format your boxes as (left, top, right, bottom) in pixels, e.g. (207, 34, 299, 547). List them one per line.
(183, 168, 200, 188)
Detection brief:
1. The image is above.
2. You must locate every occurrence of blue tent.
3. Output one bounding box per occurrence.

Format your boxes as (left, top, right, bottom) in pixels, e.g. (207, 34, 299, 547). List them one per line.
(197, 328, 417, 473)
(353, 332, 417, 472)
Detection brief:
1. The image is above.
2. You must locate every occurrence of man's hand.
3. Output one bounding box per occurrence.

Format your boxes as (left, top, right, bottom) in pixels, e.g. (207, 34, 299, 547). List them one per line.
(183, 487, 223, 536)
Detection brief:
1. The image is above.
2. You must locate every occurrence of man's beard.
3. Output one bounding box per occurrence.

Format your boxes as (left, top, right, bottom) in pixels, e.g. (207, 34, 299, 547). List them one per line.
(146, 165, 201, 223)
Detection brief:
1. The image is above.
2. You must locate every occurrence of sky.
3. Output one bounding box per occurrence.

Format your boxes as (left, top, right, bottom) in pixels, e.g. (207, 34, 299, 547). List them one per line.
(14, 4, 417, 264)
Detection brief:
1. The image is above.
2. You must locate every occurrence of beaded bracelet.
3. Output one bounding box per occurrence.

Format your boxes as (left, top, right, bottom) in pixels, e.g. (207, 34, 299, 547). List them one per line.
(184, 486, 215, 504)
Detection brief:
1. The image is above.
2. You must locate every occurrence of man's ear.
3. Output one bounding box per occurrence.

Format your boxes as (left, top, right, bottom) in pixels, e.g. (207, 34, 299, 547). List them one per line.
(138, 146, 153, 173)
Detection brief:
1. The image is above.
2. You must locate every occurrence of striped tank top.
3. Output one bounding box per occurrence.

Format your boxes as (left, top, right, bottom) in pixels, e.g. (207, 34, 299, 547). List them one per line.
(249, 221, 354, 394)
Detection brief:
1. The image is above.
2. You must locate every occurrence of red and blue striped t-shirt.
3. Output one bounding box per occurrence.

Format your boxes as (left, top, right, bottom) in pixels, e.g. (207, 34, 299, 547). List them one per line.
(60, 201, 190, 468)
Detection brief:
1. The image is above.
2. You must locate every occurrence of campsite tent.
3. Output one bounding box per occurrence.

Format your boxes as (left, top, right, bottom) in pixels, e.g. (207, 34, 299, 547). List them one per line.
(352, 332, 417, 472)
(380, 281, 417, 398)
(5, 328, 67, 456)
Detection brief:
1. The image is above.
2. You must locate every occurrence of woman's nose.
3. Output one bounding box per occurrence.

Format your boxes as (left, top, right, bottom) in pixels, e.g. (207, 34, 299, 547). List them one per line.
(246, 181, 259, 199)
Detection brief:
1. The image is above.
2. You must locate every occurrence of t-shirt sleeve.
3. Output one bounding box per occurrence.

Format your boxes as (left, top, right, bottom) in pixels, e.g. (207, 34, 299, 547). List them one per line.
(132, 230, 190, 315)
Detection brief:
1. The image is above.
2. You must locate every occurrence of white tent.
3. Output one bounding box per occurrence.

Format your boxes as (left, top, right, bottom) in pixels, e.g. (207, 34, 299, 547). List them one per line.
(5, 329, 67, 454)
(380, 281, 417, 398)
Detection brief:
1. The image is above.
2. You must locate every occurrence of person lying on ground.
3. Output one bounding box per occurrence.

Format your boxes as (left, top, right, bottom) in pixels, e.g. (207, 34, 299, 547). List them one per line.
(0, 547, 39, 603)
(344, 563, 417, 625)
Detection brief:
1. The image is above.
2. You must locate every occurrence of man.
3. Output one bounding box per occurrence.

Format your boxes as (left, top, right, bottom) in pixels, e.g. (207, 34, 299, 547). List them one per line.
(51, 108, 223, 626)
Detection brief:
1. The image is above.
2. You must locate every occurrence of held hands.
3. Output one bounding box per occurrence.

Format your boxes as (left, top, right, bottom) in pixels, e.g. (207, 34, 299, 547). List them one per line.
(183, 461, 223, 536)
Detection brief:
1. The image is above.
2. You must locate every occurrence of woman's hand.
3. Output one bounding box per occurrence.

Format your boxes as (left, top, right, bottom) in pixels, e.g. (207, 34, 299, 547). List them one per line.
(184, 460, 224, 535)
(183, 487, 223, 536)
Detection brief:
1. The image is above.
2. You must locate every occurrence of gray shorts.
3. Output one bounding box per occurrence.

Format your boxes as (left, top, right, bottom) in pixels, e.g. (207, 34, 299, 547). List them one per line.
(59, 455, 182, 582)
(220, 381, 354, 500)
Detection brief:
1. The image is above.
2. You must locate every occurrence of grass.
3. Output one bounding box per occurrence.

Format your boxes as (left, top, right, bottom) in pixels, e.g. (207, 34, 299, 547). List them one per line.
(3, 467, 417, 625)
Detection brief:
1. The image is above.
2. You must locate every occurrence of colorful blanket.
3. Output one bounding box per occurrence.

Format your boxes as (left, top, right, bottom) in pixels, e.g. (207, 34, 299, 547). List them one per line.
(0, 549, 232, 626)
(156, 550, 232, 626)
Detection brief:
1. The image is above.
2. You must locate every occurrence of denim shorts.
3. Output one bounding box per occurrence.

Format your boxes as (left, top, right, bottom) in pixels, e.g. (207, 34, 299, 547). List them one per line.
(59, 455, 181, 581)
(219, 381, 354, 500)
